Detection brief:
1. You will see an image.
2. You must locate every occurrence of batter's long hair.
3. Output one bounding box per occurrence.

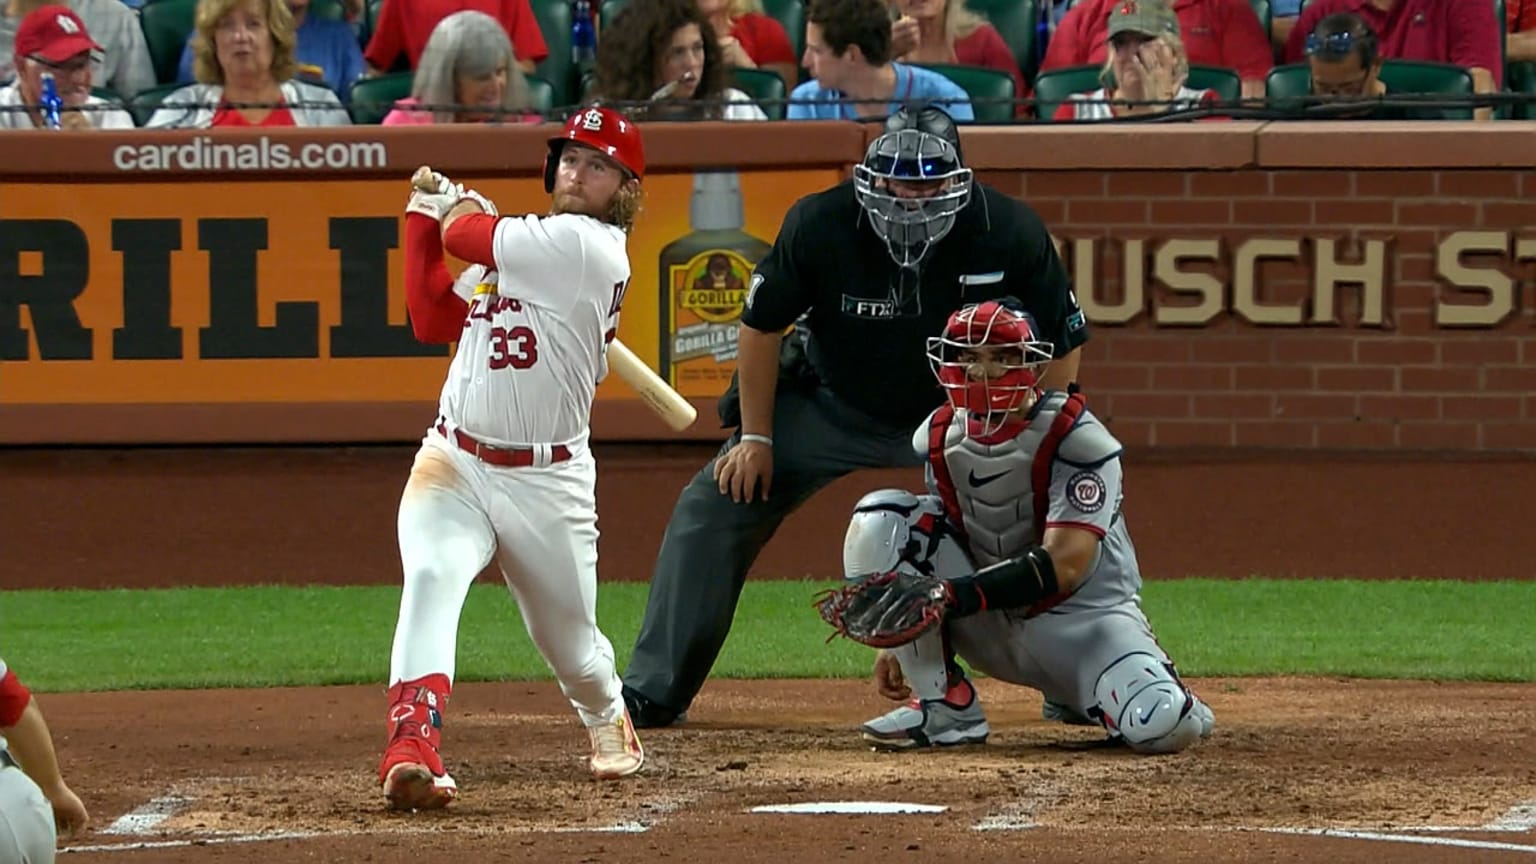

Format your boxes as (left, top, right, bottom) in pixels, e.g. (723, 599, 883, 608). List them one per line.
(591, 0, 730, 120)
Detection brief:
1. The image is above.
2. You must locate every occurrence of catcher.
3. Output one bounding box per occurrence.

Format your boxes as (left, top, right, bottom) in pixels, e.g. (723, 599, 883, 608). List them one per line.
(818, 298, 1214, 754)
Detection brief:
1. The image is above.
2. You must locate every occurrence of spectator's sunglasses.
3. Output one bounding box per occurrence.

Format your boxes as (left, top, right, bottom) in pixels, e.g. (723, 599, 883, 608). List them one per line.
(1304, 30, 1373, 59)
(27, 53, 96, 74)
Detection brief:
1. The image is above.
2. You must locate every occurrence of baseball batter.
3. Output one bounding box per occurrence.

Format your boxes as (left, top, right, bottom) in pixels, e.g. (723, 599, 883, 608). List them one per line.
(378, 106, 648, 812)
(1, 656, 90, 863)
(841, 299, 1215, 753)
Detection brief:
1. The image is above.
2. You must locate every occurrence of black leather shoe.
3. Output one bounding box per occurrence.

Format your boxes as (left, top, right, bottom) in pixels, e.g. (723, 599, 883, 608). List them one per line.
(623, 686, 687, 729)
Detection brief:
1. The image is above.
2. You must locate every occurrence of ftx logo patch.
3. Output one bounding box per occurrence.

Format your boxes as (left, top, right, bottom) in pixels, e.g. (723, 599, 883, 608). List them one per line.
(841, 295, 898, 318)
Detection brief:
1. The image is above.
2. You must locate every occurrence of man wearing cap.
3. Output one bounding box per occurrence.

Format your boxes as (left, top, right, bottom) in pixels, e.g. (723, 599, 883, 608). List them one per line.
(0, 0, 154, 100)
(0, 4, 132, 129)
(1041, 0, 1271, 100)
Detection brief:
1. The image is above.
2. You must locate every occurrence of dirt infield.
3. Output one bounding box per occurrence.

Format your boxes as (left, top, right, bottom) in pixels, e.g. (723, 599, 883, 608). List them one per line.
(8, 445, 1536, 862)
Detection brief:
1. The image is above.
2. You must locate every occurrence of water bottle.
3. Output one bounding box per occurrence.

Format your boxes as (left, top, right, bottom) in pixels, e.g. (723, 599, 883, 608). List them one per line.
(40, 72, 64, 130)
(571, 0, 596, 73)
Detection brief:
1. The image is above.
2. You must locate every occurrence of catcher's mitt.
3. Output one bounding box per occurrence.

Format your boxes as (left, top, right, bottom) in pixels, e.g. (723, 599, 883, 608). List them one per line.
(813, 569, 951, 649)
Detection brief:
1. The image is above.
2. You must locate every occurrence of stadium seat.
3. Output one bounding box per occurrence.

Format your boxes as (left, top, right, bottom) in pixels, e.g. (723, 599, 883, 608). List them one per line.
(139, 0, 197, 85)
(1509, 61, 1536, 120)
(964, 0, 1038, 84)
(311, 0, 345, 21)
(531, 0, 577, 110)
(912, 62, 1017, 122)
(600, 0, 628, 31)
(1032, 63, 1240, 119)
(1188, 64, 1241, 104)
(127, 81, 186, 126)
(526, 74, 555, 116)
(762, 0, 805, 60)
(1248, 0, 1270, 36)
(730, 67, 788, 120)
(1263, 59, 1474, 119)
(347, 71, 412, 124)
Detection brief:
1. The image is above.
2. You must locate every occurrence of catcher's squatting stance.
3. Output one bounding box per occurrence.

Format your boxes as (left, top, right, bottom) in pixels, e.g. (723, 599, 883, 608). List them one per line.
(824, 299, 1215, 754)
(378, 107, 648, 812)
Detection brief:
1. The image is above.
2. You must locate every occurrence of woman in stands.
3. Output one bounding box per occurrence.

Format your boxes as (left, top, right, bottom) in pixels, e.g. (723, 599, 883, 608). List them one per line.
(889, 0, 1024, 102)
(1053, 0, 1220, 121)
(381, 10, 540, 125)
(147, 0, 349, 127)
(593, 0, 768, 120)
(692, 0, 798, 88)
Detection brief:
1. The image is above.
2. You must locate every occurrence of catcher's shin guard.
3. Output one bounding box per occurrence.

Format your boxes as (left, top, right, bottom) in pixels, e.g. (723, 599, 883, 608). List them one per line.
(380, 674, 457, 809)
(1092, 653, 1213, 754)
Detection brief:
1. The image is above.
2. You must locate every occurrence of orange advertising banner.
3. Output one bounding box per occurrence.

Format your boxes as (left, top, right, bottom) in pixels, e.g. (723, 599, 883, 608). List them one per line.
(0, 169, 839, 408)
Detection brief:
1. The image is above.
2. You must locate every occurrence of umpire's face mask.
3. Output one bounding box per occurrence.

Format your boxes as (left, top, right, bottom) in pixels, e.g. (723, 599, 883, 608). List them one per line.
(854, 129, 973, 270)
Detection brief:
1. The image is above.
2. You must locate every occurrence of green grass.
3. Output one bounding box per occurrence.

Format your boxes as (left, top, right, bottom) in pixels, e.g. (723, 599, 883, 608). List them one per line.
(5, 579, 1534, 692)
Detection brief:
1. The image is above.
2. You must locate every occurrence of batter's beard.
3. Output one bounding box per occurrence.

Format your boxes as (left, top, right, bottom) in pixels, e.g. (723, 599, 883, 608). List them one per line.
(550, 192, 595, 216)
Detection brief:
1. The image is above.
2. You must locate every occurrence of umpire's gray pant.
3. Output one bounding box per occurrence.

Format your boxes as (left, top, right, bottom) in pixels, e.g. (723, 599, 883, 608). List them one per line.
(623, 384, 926, 714)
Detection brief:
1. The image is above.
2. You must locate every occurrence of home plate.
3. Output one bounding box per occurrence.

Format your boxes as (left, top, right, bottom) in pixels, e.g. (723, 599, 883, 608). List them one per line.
(750, 802, 949, 815)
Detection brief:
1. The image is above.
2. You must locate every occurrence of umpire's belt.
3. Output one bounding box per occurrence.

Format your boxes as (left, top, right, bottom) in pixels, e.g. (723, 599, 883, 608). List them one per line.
(435, 420, 572, 468)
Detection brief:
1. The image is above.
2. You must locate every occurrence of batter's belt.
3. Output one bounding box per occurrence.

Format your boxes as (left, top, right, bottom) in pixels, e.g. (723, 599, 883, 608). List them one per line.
(435, 420, 573, 468)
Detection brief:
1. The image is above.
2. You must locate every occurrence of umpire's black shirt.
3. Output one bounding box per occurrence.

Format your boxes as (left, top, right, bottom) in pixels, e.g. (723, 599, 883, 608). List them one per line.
(740, 179, 1089, 427)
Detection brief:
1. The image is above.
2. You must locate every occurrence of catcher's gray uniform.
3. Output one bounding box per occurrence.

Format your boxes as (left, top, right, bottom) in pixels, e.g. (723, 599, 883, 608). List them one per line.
(842, 391, 1214, 753)
(0, 659, 56, 864)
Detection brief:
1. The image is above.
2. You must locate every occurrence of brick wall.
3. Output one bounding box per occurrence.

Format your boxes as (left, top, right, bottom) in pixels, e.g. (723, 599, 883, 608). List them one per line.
(977, 168, 1536, 452)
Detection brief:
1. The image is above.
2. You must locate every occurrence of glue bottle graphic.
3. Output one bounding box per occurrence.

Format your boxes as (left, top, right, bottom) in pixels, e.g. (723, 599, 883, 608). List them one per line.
(40, 72, 64, 129)
(658, 170, 771, 395)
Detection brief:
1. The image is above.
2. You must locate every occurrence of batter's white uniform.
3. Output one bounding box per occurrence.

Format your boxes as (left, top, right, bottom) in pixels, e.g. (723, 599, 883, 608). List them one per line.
(389, 212, 631, 728)
(0, 658, 57, 864)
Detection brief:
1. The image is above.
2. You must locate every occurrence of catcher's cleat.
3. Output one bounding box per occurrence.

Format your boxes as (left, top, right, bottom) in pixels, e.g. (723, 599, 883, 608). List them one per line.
(1041, 699, 1097, 727)
(588, 708, 645, 779)
(860, 696, 990, 750)
(381, 760, 458, 811)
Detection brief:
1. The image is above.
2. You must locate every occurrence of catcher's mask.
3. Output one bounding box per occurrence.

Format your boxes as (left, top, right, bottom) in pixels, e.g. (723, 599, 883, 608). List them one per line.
(927, 299, 1053, 436)
(853, 105, 973, 271)
(544, 106, 646, 193)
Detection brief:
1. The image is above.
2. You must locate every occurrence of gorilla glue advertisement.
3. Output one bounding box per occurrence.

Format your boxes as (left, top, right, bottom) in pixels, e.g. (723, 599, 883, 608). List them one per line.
(657, 170, 771, 395)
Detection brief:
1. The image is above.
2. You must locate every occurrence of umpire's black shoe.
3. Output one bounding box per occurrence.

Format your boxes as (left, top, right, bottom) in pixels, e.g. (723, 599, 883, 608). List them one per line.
(622, 686, 687, 729)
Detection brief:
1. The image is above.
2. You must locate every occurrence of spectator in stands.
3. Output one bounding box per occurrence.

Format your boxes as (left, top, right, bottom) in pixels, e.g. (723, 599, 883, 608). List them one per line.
(363, 0, 546, 76)
(1511, 0, 1536, 62)
(381, 10, 538, 124)
(1041, 0, 1272, 99)
(593, 0, 768, 120)
(176, 0, 364, 100)
(1297, 11, 1465, 119)
(789, 0, 973, 120)
(147, 0, 349, 128)
(694, 0, 798, 87)
(0, 5, 133, 128)
(0, 0, 154, 98)
(1282, 0, 1500, 119)
(1052, 0, 1220, 119)
(889, 0, 1025, 105)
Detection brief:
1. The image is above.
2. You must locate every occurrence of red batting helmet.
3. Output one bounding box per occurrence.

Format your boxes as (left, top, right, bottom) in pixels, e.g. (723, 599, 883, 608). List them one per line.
(927, 299, 1054, 431)
(544, 106, 646, 193)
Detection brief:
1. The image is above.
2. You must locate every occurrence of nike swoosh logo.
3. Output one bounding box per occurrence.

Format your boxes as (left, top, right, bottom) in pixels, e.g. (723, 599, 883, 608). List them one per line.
(968, 469, 1009, 487)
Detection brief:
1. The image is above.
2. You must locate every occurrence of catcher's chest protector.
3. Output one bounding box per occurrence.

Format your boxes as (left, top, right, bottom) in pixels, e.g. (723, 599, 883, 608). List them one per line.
(929, 392, 1084, 567)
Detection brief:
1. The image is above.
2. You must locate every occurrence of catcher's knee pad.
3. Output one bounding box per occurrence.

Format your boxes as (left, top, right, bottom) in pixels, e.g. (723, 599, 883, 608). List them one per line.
(843, 490, 968, 581)
(1092, 652, 1210, 754)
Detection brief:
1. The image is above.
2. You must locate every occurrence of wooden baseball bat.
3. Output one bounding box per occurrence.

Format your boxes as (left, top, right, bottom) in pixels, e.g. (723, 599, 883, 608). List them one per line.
(410, 166, 699, 432)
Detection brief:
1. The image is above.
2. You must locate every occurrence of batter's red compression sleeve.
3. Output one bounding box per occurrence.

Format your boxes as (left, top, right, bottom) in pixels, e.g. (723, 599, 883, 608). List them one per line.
(442, 213, 500, 269)
(0, 667, 32, 727)
(404, 212, 469, 344)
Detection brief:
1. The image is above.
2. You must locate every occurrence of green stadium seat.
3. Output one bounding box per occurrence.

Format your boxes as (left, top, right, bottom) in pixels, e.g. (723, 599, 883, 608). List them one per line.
(347, 71, 412, 124)
(127, 81, 187, 127)
(762, 0, 805, 60)
(139, 0, 197, 85)
(730, 67, 788, 119)
(526, 74, 555, 116)
(311, 0, 346, 21)
(1188, 64, 1241, 104)
(1032, 63, 1240, 119)
(1509, 61, 1536, 120)
(965, 0, 1038, 85)
(532, 0, 577, 109)
(1248, 0, 1270, 36)
(600, 0, 628, 31)
(912, 62, 1017, 122)
(1263, 59, 1474, 119)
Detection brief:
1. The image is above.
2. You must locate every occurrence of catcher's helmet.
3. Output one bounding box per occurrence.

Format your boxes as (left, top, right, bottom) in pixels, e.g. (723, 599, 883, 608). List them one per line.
(927, 298, 1054, 432)
(544, 106, 646, 193)
(854, 105, 973, 270)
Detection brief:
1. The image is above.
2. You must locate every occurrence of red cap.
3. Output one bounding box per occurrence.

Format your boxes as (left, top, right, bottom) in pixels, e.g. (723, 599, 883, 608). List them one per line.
(14, 6, 102, 65)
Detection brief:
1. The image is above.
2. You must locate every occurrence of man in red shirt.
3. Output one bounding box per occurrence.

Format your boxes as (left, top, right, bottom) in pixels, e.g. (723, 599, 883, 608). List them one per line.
(364, 0, 549, 74)
(1040, 0, 1273, 99)
(1282, 0, 1501, 107)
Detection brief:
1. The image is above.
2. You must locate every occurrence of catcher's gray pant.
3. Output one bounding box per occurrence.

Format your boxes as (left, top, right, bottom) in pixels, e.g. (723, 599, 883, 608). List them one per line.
(0, 754, 56, 864)
(623, 384, 926, 715)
